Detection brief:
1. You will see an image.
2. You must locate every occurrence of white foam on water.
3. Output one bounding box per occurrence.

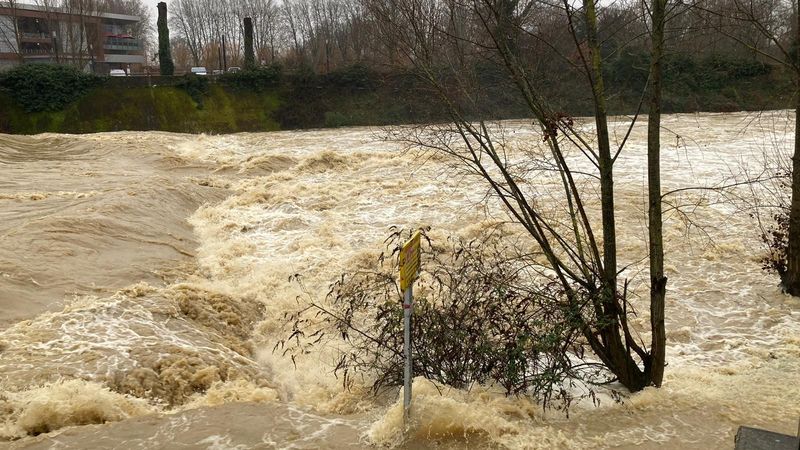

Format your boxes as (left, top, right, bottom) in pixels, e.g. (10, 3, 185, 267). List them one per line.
(1, 111, 799, 448)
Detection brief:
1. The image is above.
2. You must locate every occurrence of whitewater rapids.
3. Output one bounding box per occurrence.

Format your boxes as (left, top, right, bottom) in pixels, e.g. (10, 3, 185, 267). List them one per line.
(0, 112, 798, 449)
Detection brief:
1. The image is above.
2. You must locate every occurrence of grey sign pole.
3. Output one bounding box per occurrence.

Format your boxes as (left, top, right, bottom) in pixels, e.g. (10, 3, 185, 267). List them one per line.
(403, 285, 413, 423)
(399, 230, 420, 426)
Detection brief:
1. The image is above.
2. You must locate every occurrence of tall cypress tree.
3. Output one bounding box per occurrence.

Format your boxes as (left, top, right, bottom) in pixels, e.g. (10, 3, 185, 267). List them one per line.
(243, 17, 255, 70)
(157, 2, 174, 76)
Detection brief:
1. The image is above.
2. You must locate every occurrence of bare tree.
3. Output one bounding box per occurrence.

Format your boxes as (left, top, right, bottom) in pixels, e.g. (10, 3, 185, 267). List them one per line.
(361, 0, 667, 392)
(0, 0, 23, 63)
(166, 0, 381, 71)
(170, 36, 192, 71)
(171, 0, 206, 65)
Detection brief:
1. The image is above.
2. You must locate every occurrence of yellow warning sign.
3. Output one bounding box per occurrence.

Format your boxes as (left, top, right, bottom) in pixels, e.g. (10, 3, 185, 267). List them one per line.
(399, 231, 421, 292)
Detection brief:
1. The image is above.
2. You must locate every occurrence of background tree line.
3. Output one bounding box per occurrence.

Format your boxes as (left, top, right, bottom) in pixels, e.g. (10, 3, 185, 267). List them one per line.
(166, 0, 795, 75)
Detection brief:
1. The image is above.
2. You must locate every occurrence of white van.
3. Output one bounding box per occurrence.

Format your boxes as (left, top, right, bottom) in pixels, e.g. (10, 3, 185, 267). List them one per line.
(190, 67, 208, 76)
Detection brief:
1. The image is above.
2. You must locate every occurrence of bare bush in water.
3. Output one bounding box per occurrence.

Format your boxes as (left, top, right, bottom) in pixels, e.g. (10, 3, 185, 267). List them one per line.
(278, 228, 614, 410)
(717, 112, 796, 283)
(739, 128, 794, 279)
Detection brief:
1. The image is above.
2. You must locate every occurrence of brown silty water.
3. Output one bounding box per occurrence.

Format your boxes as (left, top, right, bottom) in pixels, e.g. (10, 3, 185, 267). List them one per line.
(0, 112, 798, 449)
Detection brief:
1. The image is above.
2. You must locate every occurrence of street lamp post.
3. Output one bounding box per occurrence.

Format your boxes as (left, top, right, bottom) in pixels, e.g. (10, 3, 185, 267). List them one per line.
(51, 30, 58, 63)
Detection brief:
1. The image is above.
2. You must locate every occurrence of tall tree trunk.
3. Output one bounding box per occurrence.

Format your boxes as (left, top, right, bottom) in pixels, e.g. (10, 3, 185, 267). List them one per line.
(584, 0, 648, 391)
(787, 75, 800, 295)
(222, 34, 227, 71)
(157, 2, 175, 75)
(647, 0, 667, 387)
(785, 3, 800, 295)
(243, 17, 255, 69)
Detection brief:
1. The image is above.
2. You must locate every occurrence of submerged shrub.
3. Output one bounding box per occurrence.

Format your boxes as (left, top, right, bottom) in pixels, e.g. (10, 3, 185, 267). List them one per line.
(278, 228, 609, 410)
(758, 167, 791, 281)
(0, 64, 102, 112)
(761, 210, 789, 278)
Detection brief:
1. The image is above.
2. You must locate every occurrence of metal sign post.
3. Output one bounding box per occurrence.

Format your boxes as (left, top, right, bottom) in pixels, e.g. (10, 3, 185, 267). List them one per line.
(399, 231, 421, 424)
(402, 284, 413, 420)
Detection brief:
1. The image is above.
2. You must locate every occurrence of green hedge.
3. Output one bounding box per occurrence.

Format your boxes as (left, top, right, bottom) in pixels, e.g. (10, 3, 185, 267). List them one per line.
(218, 65, 283, 91)
(0, 64, 102, 112)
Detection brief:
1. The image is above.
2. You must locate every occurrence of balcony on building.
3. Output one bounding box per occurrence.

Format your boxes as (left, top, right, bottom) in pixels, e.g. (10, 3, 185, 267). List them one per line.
(17, 17, 53, 44)
(103, 36, 140, 52)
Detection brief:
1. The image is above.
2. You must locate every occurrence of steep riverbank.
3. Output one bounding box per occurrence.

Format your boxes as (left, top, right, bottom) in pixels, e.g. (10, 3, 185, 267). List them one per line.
(0, 68, 445, 134)
(0, 60, 793, 135)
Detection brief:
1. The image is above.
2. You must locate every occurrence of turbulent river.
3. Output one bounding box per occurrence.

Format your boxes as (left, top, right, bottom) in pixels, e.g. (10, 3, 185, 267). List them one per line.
(0, 111, 798, 449)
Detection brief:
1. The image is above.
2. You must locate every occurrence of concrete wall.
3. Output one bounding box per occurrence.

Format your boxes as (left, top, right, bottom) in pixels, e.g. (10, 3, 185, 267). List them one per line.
(104, 54, 145, 64)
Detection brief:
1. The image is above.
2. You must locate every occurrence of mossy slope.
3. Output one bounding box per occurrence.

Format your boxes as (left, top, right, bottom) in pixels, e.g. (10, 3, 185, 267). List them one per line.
(0, 85, 281, 134)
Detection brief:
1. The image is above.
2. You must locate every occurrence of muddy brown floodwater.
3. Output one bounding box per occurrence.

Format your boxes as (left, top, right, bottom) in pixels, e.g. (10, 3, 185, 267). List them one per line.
(0, 112, 798, 449)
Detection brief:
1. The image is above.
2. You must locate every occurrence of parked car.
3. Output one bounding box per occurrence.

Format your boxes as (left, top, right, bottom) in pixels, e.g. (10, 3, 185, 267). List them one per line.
(227, 66, 241, 73)
(109, 69, 127, 77)
(212, 69, 223, 75)
(190, 67, 208, 76)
